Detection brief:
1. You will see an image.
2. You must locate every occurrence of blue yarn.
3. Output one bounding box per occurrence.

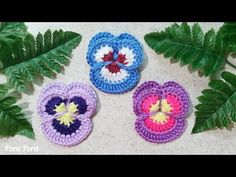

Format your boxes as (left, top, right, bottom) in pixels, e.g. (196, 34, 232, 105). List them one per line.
(86, 32, 144, 94)
(113, 52, 118, 60)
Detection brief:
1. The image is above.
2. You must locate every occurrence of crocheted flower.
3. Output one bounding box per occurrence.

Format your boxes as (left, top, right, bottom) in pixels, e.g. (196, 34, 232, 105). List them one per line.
(133, 81, 190, 143)
(37, 82, 97, 146)
(86, 32, 143, 94)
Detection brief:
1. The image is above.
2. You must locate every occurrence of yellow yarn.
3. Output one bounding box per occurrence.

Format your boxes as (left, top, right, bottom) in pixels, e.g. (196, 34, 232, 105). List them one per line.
(161, 99, 171, 113)
(57, 113, 74, 127)
(54, 102, 66, 113)
(151, 112, 168, 123)
(54, 102, 78, 127)
(150, 101, 160, 112)
(68, 102, 78, 113)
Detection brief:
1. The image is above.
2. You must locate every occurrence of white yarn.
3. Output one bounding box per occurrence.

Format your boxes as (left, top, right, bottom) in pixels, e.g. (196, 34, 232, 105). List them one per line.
(119, 47, 135, 66)
(100, 67, 129, 83)
(94, 45, 113, 62)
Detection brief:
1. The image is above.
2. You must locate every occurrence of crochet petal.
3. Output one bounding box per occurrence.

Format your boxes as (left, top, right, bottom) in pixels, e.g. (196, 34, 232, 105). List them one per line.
(88, 32, 114, 48)
(87, 33, 143, 69)
(87, 32, 115, 66)
(90, 63, 140, 94)
(38, 83, 68, 122)
(133, 81, 162, 116)
(162, 81, 190, 118)
(67, 82, 97, 119)
(135, 115, 187, 143)
(116, 34, 143, 70)
(41, 118, 92, 146)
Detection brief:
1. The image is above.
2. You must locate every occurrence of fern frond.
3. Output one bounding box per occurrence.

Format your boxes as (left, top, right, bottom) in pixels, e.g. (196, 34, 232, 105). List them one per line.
(0, 22, 27, 43)
(218, 22, 236, 53)
(0, 30, 82, 93)
(144, 23, 228, 76)
(0, 84, 34, 139)
(192, 71, 236, 133)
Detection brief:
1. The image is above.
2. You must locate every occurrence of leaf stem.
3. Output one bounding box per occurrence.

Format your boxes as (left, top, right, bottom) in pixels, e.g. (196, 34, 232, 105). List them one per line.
(226, 59, 236, 69)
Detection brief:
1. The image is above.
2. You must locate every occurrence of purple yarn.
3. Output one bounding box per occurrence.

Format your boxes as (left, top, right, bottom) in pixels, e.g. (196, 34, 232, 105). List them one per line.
(52, 119, 81, 136)
(133, 81, 190, 143)
(37, 82, 97, 146)
(45, 97, 67, 115)
(69, 96, 87, 114)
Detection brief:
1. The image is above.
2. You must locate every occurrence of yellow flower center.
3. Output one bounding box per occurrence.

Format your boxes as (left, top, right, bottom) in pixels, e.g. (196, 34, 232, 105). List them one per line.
(161, 99, 172, 113)
(54, 102, 66, 113)
(150, 100, 160, 112)
(149, 99, 172, 123)
(150, 112, 168, 123)
(57, 112, 74, 127)
(53, 102, 78, 127)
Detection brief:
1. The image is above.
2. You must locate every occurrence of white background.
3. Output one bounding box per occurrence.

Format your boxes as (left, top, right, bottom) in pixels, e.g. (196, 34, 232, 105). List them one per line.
(1, 22, 236, 154)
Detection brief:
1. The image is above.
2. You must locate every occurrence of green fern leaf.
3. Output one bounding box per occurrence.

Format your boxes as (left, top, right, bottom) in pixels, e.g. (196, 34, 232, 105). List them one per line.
(144, 23, 228, 76)
(218, 22, 236, 53)
(0, 30, 82, 93)
(219, 22, 236, 45)
(192, 71, 236, 133)
(0, 84, 34, 139)
(0, 22, 27, 43)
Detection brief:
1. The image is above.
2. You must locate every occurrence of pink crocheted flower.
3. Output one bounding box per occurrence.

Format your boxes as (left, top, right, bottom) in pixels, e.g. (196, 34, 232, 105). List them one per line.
(133, 81, 190, 143)
(37, 82, 97, 146)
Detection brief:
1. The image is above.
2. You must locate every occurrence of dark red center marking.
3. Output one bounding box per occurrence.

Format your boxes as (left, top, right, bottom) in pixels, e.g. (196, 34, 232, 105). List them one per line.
(102, 51, 128, 73)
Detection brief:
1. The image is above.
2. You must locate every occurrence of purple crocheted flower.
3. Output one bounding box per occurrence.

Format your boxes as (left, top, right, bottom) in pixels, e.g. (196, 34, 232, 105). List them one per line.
(37, 82, 97, 146)
(133, 81, 190, 143)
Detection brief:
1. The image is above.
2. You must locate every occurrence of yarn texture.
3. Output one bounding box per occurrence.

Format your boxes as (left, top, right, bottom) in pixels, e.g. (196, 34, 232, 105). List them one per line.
(37, 82, 97, 146)
(133, 81, 190, 143)
(86, 32, 143, 94)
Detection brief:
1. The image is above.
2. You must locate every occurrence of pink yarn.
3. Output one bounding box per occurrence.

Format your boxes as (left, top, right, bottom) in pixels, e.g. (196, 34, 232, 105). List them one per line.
(144, 117, 175, 132)
(133, 81, 190, 143)
(166, 94, 181, 114)
(141, 95, 159, 113)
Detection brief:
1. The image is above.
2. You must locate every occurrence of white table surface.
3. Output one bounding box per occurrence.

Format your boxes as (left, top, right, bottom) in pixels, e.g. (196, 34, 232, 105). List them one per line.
(1, 22, 236, 154)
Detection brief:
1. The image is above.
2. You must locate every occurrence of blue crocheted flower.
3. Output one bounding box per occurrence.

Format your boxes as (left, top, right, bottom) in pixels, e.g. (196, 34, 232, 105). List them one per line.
(86, 32, 143, 94)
